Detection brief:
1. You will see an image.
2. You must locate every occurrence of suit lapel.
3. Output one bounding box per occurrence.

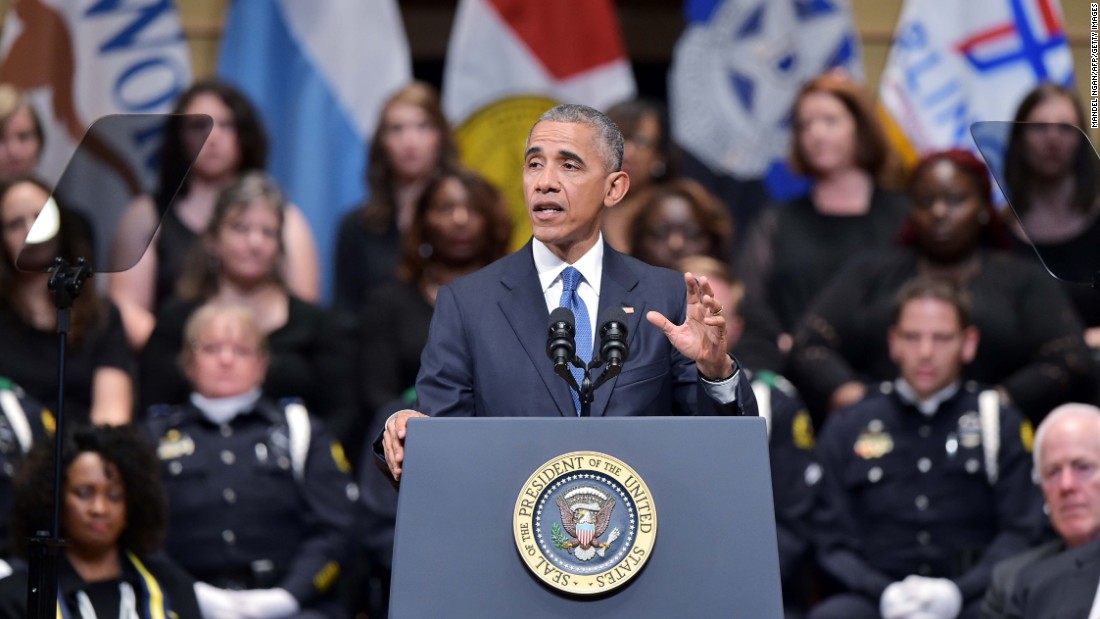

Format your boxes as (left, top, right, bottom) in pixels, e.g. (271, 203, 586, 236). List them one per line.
(591, 247, 643, 417)
(498, 244, 574, 417)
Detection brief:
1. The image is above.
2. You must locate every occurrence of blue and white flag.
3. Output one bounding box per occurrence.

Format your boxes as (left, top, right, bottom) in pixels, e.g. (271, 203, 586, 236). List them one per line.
(218, 0, 412, 299)
(669, 0, 863, 199)
(880, 0, 1073, 160)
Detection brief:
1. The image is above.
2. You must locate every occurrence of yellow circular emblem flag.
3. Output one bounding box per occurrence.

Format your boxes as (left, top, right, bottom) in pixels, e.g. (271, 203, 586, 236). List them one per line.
(513, 451, 657, 595)
(455, 95, 560, 250)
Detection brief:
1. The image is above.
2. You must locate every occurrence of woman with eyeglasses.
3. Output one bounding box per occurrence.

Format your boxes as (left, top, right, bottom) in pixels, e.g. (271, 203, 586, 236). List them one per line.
(627, 178, 733, 269)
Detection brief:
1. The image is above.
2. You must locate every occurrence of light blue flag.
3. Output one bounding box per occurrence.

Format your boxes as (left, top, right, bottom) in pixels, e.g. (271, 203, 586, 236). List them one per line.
(217, 0, 412, 300)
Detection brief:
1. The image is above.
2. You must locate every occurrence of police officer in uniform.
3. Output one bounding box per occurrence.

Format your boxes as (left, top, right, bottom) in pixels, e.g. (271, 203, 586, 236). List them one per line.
(808, 277, 1042, 619)
(146, 303, 357, 619)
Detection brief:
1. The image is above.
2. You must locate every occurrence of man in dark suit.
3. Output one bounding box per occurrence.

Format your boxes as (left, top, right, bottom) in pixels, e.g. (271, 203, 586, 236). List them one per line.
(992, 404, 1100, 619)
(381, 104, 756, 481)
(1002, 537, 1100, 619)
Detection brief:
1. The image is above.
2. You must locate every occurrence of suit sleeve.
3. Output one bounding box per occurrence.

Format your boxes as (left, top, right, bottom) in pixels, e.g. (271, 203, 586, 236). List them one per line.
(414, 285, 477, 417)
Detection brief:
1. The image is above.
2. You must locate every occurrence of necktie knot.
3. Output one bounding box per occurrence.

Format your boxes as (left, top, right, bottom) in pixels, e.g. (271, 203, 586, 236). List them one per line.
(561, 266, 582, 293)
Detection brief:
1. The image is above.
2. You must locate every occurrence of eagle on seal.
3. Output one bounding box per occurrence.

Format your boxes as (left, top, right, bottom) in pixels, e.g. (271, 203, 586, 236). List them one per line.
(556, 486, 617, 561)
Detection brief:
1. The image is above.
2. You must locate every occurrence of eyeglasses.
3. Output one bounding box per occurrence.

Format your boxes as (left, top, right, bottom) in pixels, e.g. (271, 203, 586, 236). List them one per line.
(191, 342, 260, 358)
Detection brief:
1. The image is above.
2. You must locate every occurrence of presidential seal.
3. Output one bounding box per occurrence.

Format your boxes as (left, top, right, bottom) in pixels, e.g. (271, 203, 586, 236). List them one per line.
(513, 451, 657, 595)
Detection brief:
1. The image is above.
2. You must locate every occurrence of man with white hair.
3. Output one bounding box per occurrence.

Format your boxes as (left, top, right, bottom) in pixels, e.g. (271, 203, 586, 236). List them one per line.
(989, 403, 1100, 618)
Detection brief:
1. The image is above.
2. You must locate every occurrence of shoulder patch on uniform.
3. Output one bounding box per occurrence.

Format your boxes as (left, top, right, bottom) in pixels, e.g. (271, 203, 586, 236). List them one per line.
(330, 442, 351, 474)
(41, 410, 56, 436)
(312, 561, 340, 593)
(793, 410, 815, 450)
(1020, 419, 1034, 453)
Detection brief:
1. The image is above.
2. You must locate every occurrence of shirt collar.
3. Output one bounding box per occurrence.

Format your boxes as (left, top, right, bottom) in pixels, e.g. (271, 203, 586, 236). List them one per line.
(190, 387, 263, 425)
(894, 378, 961, 416)
(534, 235, 604, 295)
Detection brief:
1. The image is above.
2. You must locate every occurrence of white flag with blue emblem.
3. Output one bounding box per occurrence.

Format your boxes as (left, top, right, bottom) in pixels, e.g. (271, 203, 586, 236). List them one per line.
(880, 0, 1074, 160)
(218, 0, 412, 298)
(669, 0, 863, 196)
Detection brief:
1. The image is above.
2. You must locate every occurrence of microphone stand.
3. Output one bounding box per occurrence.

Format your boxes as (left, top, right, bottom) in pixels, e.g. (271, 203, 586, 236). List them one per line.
(571, 355, 624, 418)
(27, 256, 90, 619)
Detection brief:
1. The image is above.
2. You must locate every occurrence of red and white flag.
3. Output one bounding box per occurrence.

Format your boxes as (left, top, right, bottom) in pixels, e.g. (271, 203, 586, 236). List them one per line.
(442, 0, 636, 246)
(442, 0, 635, 124)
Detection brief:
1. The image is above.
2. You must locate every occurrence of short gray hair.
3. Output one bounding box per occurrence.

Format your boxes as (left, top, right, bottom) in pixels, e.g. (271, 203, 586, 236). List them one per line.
(531, 104, 624, 173)
(1034, 403, 1100, 472)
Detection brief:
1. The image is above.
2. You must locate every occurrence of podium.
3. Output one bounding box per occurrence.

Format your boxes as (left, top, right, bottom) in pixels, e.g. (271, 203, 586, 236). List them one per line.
(389, 417, 783, 618)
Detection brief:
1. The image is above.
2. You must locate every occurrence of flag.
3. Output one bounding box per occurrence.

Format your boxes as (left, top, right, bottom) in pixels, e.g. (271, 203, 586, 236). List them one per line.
(218, 0, 412, 299)
(879, 0, 1074, 164)
(669, 0, 864, 201)
(0, 0, 193, 267)
(442, 0, 636, 247)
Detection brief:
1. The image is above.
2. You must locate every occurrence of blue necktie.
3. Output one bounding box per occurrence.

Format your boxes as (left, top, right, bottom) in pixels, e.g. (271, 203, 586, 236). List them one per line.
(559, 266, 591, 414)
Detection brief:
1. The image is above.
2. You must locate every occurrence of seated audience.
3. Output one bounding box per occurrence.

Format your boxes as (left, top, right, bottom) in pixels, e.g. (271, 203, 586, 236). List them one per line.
(628, 178, 733, 269)
(736, 72, 909, 372)
(0, 85, 43, 181)
(353, 167, 511, 618)
(789, 149, 1092, 425)
(0, 424, 201, 618)
(982, 403, 1100, 618)
(1002, 83, 1100, 346)
(601, 98, 674, 253)
(358, 167, 512, 451)
(109, 79, 320, 349)
(146, 302, 357, 619)
(809, 277, 1041, 619)
(139, 172, 356, 440)
(680, 255, 818, 619)
(333, 81, 459, 315)
(0, 177, 133, 424)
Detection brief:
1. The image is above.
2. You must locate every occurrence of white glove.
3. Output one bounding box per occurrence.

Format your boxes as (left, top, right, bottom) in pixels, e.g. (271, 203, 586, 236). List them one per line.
(0, 559, 13, 580)
(881, 580, 923, 619)
(902, 575, 963, 619)
(194, 583, 299, 619)
(195, 582, 242, 619)
(231, 588, 299, 619)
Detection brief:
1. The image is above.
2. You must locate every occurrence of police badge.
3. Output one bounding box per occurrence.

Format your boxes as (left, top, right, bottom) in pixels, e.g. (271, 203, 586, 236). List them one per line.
(513, 451, 657, 595)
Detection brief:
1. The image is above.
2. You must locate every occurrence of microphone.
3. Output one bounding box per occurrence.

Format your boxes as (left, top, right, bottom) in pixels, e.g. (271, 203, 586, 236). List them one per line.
(597, 307, 629, 370)
(546, 307, 576, 371)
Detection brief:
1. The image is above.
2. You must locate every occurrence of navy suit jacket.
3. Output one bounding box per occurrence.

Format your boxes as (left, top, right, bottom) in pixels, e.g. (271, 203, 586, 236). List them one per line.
(415, 242, 757, 418)
(1004, 537, 1100, 619)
